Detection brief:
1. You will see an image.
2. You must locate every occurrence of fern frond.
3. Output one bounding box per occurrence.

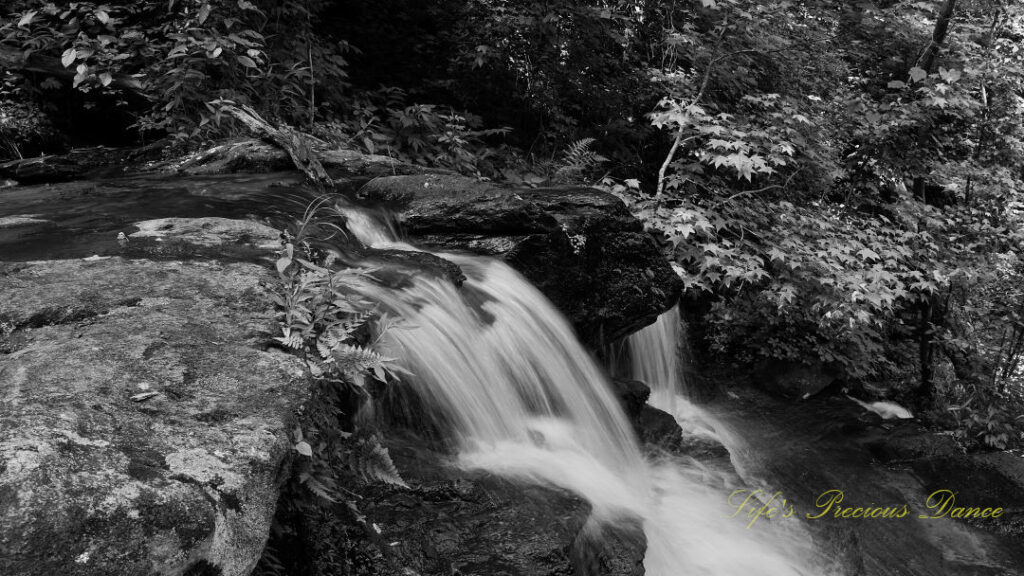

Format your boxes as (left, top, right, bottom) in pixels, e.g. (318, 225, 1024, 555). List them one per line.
(331, 343, 395, 375)
(302, 472, 339, 503)
(564, 137, 596, 165)
(343, 310, 374, 334)
(555, 137, 607, 180)
(352, 434, 407, 487)
(274, 328, 305, 349)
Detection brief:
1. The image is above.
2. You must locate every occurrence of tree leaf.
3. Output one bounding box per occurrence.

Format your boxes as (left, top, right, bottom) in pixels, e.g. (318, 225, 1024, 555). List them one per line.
(237, 55, 258, 68)
(18, 10, 38, 28)
(61, 48, 78, 68)
(197, 3, 212, 25)
(294, 441, 313, 457)
(909, 67, 927, 82)
(99, 72, 113, 87)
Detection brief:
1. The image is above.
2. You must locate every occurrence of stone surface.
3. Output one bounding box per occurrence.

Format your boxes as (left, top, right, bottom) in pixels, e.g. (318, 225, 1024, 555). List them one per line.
(356, 174, 682, 345)
(913, 452, 1024, 540)
(610, 379, 651, 421)
(860, 421, 961, 463)
(0, 148, 682, 576)
(272, 430, 646, 576)
(756, 359, 840, 399)
(0, 255, 309, 576)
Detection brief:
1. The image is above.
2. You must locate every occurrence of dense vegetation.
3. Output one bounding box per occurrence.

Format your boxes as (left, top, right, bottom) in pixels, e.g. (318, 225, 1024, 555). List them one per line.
(3, 0, 1024, 450)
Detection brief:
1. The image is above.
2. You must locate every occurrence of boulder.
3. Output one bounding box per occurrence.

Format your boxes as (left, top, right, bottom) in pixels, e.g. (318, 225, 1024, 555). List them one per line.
(610, 379, 651, 420)
(356, 174, 682, 345)
(0, 238, 309, 575)
(269, 430, 646, 576)
(608, 379, 728, 461)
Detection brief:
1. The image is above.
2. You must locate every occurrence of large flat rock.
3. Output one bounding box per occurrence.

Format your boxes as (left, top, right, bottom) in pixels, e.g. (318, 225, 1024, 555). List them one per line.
(0, 256, 308, 576)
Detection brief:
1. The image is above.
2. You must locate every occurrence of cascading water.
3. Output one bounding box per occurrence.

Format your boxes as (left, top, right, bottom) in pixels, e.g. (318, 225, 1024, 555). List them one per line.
(626, 305, 726, 456)
(344, 207, 830, 576)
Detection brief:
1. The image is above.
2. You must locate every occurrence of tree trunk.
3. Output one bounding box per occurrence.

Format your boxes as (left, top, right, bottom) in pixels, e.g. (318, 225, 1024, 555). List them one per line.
(910, 0, 959, 196)
(915, 0, 959, 74)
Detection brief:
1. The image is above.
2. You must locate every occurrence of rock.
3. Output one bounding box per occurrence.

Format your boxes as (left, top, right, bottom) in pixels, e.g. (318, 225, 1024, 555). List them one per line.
(271, 430, 646, 576)
(351, 248, 467, 288)
(572, 516, 646, 576)
(860, 421, 961, 463)
(130, 217, 281, 250)
(608, 379, 728, 461)
(0, 256, 309, 576)
(756, 359, 839, 399)
(610, 379, 651, 420)
(355, 174, 682, 345)
(912, 453, 1024, 540)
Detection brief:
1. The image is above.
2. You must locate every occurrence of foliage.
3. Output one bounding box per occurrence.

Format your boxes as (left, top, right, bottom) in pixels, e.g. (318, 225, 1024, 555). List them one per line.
(0, 0, 352, 141)
(341, 87, 509, 175)
(271, 198, 407, 509)
(4, 0, 1024, 451)
(618, 0, 1024, 448)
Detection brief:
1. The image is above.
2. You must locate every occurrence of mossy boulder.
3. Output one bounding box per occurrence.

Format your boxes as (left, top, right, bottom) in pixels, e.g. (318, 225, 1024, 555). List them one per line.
(0, 255, 308, 576)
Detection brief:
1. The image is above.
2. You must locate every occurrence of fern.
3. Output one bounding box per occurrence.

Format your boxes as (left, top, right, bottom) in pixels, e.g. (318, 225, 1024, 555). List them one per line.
(352, 434, 407, 487)
(554, 137, 607, 180)
(331, 343, 395, 376)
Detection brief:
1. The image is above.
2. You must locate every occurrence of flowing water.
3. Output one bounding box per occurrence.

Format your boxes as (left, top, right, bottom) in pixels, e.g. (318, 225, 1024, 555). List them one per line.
(345, 208, 829, 576)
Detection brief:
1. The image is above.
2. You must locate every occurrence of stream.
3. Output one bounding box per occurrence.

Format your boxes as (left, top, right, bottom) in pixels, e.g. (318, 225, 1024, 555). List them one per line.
(3, 173, 1021, 575)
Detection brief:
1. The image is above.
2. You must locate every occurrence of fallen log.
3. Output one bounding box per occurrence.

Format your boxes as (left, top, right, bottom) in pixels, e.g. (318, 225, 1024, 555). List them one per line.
(215, 102, 334, 189)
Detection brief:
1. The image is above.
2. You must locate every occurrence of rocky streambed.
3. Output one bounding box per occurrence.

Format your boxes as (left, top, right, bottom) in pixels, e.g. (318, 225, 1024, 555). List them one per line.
(0, 141, 682, 576)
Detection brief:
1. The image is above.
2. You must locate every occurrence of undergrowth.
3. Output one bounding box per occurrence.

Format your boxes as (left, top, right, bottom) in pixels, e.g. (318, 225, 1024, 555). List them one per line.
(255, 198, 409, 576)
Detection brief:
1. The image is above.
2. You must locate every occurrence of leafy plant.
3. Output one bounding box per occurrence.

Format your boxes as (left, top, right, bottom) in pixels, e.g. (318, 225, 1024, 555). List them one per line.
(270, 198, 408, 502)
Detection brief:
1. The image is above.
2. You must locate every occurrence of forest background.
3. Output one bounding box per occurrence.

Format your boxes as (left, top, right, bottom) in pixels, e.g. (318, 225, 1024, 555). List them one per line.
(3, 0, 1024, 452)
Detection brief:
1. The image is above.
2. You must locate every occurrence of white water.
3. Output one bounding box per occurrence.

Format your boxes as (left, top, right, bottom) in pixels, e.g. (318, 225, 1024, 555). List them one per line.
(345, 206, 827, 576)
(626, 306, 723, 451)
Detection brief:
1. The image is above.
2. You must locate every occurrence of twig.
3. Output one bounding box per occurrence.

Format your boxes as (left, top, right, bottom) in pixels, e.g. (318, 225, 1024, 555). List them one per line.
(712, 168, 804, 208)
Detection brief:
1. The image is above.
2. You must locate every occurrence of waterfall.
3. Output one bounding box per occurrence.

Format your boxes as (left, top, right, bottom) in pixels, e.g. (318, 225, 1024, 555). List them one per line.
(626, 305, 724, 449)
(344, 206, 828, 576)
(627, 304, 685, 407)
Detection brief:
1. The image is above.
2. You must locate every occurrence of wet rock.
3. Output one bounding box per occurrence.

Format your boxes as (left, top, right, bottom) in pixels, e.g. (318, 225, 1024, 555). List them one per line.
(0, 257, 309, 576)
(912, 453, 1024, 540)
(355, 248, 467, 288)
(860, 421, 961, 463)
(130, 217, 281, 250)
(608, 380, 727, 461)
(572, 516, 646, 576)
(276, 431, 645, 576)
(610, 379, 651, 420)
(356, 174, 681, 345)
(756, 359, 840, 399)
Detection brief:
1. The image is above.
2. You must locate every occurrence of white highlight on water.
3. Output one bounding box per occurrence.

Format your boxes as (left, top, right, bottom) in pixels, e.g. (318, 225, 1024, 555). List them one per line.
(346, 207, 825, 576)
